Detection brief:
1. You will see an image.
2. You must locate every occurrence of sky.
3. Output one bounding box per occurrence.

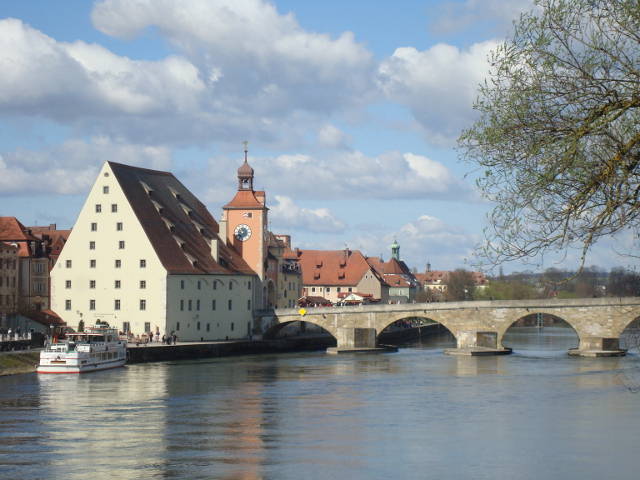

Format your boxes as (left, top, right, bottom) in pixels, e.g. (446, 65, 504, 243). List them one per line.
(0, 0, 636, 274)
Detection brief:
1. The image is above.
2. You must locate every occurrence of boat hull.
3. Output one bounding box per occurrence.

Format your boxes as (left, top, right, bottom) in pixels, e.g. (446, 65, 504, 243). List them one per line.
(36, 356, 128, 374)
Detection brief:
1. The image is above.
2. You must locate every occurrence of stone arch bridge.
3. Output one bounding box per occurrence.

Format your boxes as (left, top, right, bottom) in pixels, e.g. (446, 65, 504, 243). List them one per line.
(254, 297, 640, 355)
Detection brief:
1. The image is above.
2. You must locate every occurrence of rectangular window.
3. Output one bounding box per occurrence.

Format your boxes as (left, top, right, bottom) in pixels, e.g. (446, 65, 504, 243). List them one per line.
(348, 287, 353, 293)
(103, 186, 109, 194)
(231, 322, 234, 331)
(337, 287, 342, 292)
(188, 300, 192, 311)
(213, 281, 217, 290)
(91, 223, 97, 231)
(115, 299, 121, 310)
(115, 280, 121, 289)
(144, 322, 150, 333)
(115, 260, 121, 268)
(89, 241, 95, 250)
(311, 287, 316, 293)
(140, 299, 146, 310)
(116, 222, 123, 231)
(66, 280, 71, 289)
(196, 299, 200, 311)
(95, 204, 102, 213)
(65, 300, 71, 310)
(123, 322, 130, 334)
(140, 259, 146, 268)
(176, 322, 180, 331)
(119, 241, 125, 249)
(90, 260, 96, 268)
(180, 299, 184, 311)
(111, 204, 117, 213)
(327, 287, 331, 293)
(228, 299, 232, 310)
(90, 300, 95, 310)
(197, 322, 201, 331)
(207, 323, 210, 332)
(247, 299, 251, 310)
(229, 282, 233, 291)
(140, 280, 146, 289)
(212, 300, 216, 310)
(181, 280, 184, 289)
(66, 260, 72, 268)
(90, 280, 96, 289)
(248, 281, 252, 289)
(197, 281, 201, 290)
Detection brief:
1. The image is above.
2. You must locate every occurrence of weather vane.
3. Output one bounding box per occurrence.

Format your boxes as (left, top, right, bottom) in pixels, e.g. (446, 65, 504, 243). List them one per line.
(243, 140, 248, 152)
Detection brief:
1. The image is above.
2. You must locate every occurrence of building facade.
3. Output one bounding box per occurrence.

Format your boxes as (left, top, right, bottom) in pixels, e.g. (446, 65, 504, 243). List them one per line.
(51, 161, 258, 340)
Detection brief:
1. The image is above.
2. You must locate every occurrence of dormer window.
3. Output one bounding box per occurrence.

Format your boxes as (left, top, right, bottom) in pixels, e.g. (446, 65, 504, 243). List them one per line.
(140, 181, 153, 195)
(191, 220, 205, 233)
(184, 252, 197, 267)
(168, 186, 181, 199)
(162, 218, 175, 232)
(173, 235, 186, 249)
(180, 203, 192, 217)
(151, 200, 163, 214)
(316, 260, 323, 267)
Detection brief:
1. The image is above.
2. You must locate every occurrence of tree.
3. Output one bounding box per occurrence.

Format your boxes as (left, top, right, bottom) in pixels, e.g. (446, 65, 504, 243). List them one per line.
(444, 269, 476, 301)
(459, 0, 640, 273)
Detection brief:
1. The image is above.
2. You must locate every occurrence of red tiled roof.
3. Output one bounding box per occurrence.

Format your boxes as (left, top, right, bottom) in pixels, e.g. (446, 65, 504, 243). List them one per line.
(0, 217, 42, 257)
(298, 249, 386, 286)
(223, 190, 267, 209)
(108, 162, 255, 276)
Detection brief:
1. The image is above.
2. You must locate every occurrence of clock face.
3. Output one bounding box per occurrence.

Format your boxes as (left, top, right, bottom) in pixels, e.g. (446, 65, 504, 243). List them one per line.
(234, 224, 252, 242)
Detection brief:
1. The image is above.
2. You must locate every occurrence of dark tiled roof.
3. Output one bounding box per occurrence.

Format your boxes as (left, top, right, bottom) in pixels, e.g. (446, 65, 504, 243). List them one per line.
(108, 162, 254, 276)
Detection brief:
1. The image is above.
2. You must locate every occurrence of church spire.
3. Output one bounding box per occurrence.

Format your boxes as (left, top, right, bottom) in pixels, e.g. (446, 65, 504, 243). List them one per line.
(237, 141, 254, 191)
(391, 236, 400, 261)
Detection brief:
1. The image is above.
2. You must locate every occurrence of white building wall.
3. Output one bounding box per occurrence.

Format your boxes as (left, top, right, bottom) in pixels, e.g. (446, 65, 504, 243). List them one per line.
(51, 163, 167, 334)
(166, 274, 255, 341)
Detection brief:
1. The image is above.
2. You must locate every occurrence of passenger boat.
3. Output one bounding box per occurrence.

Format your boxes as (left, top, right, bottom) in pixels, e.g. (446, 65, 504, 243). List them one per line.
(37, 324, 128, 374)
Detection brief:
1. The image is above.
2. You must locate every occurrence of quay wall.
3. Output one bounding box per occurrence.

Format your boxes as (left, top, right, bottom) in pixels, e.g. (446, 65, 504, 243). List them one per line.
(127, 337, 336, 363)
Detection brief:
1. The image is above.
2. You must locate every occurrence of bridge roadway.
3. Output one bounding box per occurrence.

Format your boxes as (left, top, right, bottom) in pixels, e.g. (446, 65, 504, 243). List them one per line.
(254, 297, 640, 355)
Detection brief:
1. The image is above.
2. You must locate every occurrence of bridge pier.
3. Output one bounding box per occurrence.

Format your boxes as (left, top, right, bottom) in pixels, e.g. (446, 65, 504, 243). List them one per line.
(569, 337, 626, 357)
(326, 328, 398, 354)
(444, 330, 512, 356)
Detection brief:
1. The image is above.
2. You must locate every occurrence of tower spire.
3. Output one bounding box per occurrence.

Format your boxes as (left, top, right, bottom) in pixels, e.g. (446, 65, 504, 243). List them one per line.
(237, 141, 254, 191)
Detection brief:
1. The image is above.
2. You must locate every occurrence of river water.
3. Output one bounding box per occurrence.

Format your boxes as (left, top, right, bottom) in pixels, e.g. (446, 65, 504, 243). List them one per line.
(1, 325, 639, 480)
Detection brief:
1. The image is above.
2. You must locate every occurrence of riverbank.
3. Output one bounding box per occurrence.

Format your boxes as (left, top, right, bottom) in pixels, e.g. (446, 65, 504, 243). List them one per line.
(0, 351, 41, 376)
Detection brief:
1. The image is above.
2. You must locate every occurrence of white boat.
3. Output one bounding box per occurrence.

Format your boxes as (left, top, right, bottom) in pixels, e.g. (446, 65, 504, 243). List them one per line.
(37, 324, 128, 374)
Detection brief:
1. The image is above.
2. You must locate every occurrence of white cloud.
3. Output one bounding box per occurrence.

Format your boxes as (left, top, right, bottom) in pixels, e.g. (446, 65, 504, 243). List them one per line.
(377, 41, 498, 146)
(254, 150, 478, 201)
(316, 124, 353, 149)
(269, 196, 347, 234)
(354, 214, 480, 271)
(0, 137, 172, 196)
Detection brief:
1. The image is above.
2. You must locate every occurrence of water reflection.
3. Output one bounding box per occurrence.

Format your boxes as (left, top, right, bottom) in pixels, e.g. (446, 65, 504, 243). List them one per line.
(1, 328, 640, 479)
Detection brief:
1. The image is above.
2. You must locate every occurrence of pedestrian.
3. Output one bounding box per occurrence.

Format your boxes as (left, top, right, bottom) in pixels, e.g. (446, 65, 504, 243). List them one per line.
(8, 328, 12, 339)
(148, 331, 153, 343)
(162, 334, 166, 344)
(16, 326, 20, 339)
(172, 333, 177, 344)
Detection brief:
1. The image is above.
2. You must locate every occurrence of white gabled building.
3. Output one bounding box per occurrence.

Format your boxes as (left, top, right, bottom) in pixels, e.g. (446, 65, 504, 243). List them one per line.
(51, 161, 259, 341)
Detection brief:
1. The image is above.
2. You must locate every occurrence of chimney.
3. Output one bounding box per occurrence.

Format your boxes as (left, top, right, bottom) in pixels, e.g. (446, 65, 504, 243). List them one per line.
(211, 237, 220, 263)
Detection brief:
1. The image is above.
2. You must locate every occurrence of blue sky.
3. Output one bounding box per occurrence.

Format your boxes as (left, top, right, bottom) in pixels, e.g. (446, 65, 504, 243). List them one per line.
(0, 0, 635, 274)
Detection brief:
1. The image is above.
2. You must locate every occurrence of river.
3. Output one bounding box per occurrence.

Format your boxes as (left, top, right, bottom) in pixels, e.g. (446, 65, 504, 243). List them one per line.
(1, 325, 639, 479)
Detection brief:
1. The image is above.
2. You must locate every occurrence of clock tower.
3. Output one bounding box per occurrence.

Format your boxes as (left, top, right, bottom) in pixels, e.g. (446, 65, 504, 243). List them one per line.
(221, 143, 269, 291)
